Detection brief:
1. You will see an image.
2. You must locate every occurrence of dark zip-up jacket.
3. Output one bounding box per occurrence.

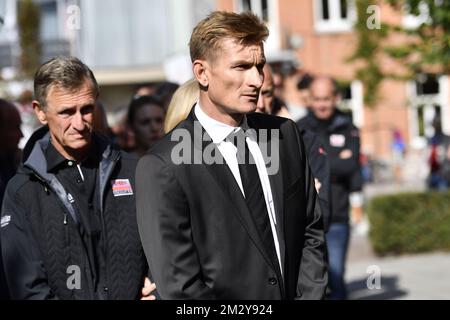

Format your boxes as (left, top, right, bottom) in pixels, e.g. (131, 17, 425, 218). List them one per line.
(1, 127, 147, 299)
(298, 110, 363, 224)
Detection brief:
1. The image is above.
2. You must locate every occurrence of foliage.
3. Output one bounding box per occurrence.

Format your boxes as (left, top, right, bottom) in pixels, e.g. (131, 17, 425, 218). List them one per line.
(18, 0, 41, 78)
(385, 0, 450, 74)
(349, 0, 450, 107)
(368, 191, 450, 255)
(348, 0, 389, 107)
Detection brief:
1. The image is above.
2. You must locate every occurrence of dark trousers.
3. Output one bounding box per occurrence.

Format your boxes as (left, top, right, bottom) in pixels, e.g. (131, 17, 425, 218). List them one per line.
(326, 222, 350, 300)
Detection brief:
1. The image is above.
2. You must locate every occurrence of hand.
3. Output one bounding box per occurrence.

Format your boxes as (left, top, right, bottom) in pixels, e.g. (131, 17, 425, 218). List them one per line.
(141, 277, 157, 300)
(351, 205, 363, 224)
(339, 149, 353, 159)
(314, 178, 322, 193)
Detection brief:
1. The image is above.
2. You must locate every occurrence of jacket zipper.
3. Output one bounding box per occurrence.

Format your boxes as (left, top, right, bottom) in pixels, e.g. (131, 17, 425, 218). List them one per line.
(35, 173, 86, 299)
(100, 154, 120, 299)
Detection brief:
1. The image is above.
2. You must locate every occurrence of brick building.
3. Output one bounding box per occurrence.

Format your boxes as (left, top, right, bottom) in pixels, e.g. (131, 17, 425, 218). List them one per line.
(217, 0, 450, 161)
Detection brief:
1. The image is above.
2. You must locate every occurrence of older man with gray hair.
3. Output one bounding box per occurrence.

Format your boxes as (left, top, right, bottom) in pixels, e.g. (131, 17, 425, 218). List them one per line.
(1, 56, 156, 300)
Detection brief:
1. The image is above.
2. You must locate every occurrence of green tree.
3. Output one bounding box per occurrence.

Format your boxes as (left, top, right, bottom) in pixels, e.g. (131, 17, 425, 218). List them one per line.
(18, 0, 41, 78)
(348, 0, 389, 107)
(385, 0, 450, 75)
(350, 0, 450, 105)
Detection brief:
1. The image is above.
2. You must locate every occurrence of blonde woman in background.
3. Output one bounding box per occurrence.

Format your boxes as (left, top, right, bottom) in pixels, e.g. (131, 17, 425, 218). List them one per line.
(164, 79, 199, 133)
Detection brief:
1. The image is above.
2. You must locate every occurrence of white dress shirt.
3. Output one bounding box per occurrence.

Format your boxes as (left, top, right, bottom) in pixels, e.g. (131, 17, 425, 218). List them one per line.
(195, 103, 282, 274)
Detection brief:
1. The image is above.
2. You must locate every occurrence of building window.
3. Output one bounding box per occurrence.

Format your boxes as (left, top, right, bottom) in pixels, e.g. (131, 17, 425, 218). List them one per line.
(408, 74, 450, 147)
(416, 73, 439, 95)
(314, 0, 356, 33)
(238, 0, 270, 23)
(416, 104, 441, 137)
(38, 0, 59, 41)
(337, 80, 364, 128)
(340, 0, 348, 19)
(236, 0, 280, 53)
(321, 0, 330, 20)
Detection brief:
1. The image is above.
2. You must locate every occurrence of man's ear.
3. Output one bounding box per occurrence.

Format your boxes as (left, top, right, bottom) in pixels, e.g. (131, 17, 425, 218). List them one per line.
(32, 100, 48, 125)
(193, 60, 209, 88)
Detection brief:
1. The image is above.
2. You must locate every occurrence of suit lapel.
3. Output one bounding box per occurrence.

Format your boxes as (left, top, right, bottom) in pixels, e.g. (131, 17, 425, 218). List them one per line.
(185, 111, 280, 276)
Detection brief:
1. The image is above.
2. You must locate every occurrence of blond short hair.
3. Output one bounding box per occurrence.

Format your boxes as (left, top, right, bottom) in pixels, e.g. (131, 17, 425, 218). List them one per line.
(164, 79, 200, 133)
(189, 11, 269, 62)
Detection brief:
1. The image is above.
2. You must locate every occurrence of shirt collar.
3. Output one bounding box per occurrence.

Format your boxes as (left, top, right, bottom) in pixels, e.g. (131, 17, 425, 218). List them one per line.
(194, 102, 250, 144)
(45, 140, 101, 172)
(45, 142, 69, 172)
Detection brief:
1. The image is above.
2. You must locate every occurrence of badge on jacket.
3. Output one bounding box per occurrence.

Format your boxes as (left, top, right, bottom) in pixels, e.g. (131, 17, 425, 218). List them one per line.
(330, 134, 346, 147)
(111, 179, 134, 197)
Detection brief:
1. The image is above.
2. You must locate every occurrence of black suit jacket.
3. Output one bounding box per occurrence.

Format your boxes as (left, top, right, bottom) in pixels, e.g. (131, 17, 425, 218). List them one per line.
(297, 126, 332, 233)
(136, 111, 327, 300)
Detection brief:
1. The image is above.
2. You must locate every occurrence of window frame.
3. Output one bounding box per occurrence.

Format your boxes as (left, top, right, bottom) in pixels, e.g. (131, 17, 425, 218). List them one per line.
(313, 0, 356, 34)
(337, 80, 364, 128)
(236, 0, 270, 23)
(235, 0, 281, 53)
(407, 74, 450, 148)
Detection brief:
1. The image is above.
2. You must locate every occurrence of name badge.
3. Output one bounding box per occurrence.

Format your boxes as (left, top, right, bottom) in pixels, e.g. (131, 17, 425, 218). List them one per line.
(112, 179, 134, 197)
(330, 134, 346, 148)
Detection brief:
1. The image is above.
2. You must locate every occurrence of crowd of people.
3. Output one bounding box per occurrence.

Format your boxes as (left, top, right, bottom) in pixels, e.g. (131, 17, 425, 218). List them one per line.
(0, 10, 369, 300)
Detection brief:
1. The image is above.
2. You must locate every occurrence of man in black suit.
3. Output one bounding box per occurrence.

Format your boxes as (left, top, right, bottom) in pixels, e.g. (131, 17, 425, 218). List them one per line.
(136, 11, 327, 300)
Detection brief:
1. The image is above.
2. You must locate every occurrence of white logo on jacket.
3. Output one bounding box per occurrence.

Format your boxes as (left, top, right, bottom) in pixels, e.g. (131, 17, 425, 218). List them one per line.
(1, 215, 11, 228)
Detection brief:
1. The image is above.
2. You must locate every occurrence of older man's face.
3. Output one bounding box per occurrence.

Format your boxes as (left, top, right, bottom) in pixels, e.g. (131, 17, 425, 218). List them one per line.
(204, 38, 266, 117)
(34, 79, 96, 159)
(309, 78, 337, 120)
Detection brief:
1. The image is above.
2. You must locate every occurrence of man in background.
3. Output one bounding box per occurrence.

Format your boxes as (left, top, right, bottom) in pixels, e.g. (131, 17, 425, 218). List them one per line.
(0, 98, 23, 300)
(298, 76, 363, 299)
(256, 66, 331, 232)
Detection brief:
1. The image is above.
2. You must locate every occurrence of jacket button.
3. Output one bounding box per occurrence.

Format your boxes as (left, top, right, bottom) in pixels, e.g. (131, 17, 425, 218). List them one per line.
(103, 287, 109, 292)
(268, 277, 277, 285)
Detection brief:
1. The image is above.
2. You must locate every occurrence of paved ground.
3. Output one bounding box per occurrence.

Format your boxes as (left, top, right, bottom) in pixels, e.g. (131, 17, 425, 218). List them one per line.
(333, 151, 450, 300)
(346, 229, 450, 300)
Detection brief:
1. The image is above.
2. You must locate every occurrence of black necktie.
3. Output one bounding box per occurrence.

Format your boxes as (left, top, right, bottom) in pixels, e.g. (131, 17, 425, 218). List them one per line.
(228, 130, 279, 272)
